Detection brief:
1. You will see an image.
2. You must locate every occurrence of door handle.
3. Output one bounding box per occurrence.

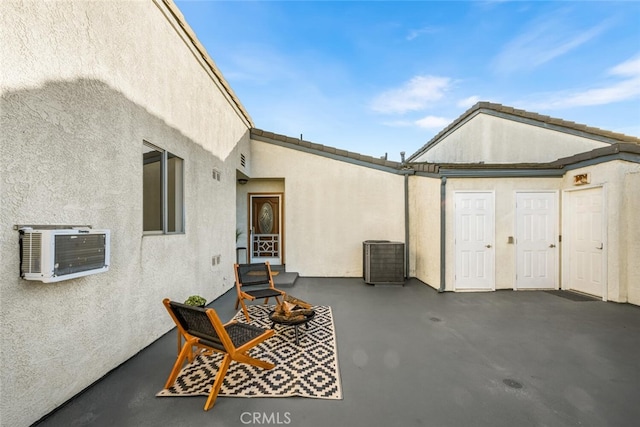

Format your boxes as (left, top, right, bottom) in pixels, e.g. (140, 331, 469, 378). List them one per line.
(485, 244, 492, 248)
(549, 244, 556, 248)
(597, 243, 603, 250)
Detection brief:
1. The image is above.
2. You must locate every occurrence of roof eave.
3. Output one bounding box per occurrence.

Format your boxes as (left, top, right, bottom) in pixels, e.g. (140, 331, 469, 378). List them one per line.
(160, 0, 254, 127)
(250, 128, 402, 173)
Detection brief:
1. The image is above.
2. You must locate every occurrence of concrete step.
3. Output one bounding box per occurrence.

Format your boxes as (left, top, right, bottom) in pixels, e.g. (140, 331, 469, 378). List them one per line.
(270, 265, 298, 287)
(273, 271, 298, 288)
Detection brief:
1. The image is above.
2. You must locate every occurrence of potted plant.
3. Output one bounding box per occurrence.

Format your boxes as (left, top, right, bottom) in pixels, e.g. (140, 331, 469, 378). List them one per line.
(184, 295, 207, 307)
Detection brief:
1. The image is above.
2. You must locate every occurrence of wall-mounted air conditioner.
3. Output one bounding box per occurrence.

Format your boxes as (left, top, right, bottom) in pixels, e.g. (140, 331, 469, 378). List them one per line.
(20, 228, 110, 283)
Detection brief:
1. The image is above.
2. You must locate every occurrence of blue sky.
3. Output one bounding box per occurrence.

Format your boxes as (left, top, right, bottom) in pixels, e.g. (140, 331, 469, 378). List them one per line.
(175, 0, 640, 161)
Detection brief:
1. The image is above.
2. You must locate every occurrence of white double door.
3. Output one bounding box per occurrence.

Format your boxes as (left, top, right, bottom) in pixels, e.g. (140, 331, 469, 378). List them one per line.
(515, 192, 558, 290)
(455, 191, 559, 290)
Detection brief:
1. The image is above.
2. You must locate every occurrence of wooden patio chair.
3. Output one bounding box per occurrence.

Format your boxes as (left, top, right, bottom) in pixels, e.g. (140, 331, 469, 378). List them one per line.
(162, 298, 275, 411)
(234, 262, 285, 322)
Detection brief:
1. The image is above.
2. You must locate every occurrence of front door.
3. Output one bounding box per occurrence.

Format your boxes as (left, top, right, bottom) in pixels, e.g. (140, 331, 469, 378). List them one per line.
(249, 194, 282, 265)
(454, 192, 495, 290)
(565, 187, 605, 298)
(515, 192, 558, 289)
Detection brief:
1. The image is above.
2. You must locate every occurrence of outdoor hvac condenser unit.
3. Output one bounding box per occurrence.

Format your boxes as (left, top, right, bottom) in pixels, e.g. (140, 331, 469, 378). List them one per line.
(363, 240, 405, 285)
(20, 228, 110, 283)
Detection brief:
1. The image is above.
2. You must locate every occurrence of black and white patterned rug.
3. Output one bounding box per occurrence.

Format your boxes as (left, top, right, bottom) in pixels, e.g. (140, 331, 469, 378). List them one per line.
(157, 305, 342, 400)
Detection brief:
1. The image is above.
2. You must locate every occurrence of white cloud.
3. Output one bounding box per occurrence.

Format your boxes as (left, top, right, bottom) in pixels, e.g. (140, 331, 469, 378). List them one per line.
(381, 120, 414, 127)
(610, 56, 640, 77)
(493, 12, 611, 73)
(406, 26, 439, 41)
(381, 116, 451, 131)
(457, 96, 481, 108)
(415, 115, 451, 129)
(552, 79, 640, 108)
(525, 55, 640, 109)
(370, 75, 452, 114)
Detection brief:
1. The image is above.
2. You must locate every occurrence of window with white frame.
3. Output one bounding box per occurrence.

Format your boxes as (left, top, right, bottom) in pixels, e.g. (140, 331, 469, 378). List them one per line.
(142, 142, 184, 234)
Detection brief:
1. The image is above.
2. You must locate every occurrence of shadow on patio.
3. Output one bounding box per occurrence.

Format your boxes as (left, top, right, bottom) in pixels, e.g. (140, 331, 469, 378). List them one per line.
(35, 278, 640, 427)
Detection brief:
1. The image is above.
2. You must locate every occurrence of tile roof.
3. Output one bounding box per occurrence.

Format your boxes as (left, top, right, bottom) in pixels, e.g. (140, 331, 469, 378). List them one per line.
(252, 127, 640, 177)
(251, 102, 640, 176)
(407, 102, 640, 161)
(250, 128, 403, 170)
(410, 142, 640, 175)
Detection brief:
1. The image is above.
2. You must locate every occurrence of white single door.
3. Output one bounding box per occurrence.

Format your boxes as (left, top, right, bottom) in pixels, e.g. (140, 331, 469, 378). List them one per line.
(515, 192, 558, 289)
(455, 192, 495, 290)
(566, 187, 605, 298)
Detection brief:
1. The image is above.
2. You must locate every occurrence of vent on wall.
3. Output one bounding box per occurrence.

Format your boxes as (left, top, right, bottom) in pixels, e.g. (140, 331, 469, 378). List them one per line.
(240, 153, 246, 168)
(19, 228, 110, 283)
(363, 240, 405, 285)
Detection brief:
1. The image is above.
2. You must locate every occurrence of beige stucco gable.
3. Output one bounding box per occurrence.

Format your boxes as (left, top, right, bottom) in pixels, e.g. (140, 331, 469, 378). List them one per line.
(413, 112, 610, 164)
(408, 102, 640, 165)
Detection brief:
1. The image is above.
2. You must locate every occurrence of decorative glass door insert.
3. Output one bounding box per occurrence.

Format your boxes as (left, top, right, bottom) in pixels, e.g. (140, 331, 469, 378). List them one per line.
(249, 195, 282, 265)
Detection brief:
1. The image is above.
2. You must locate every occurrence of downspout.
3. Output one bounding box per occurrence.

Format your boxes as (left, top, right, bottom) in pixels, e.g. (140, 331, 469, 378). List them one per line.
(439, 176, 447, 293)
(400, 152, 414, 281)
(404, 172, 410, 280)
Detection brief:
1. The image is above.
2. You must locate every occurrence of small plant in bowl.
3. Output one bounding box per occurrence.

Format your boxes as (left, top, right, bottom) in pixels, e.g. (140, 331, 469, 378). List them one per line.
(184, 295, 207, 307)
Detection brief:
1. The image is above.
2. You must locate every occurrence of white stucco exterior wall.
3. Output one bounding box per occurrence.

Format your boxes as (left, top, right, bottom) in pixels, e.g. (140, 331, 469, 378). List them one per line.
(1, 0, 248, 159)
(436, 162, 639, 301)
(561, 160, 640, 303)
(623, 171, 640, 305)
(1, 2, 249, 425)
(408, 175, 442, 288)
(414, 113, 609, 164)
(249, 141, 405, 277)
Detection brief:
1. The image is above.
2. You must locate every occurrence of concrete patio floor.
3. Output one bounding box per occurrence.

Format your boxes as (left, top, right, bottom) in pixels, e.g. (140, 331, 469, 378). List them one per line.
(35, 278, 640, 427)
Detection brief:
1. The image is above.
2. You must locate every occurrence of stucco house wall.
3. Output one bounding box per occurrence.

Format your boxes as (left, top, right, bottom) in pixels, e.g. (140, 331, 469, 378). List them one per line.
(408, 175, 442, 288)
(413, 113, 609, 164)
(249, 140, 405, 277)
(0, 1, 249, 426)
(408, 103, 639, 300)
(561, 160, 640, 303)
(623, 171, 640, 305)
(433, 160, 639, 299)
